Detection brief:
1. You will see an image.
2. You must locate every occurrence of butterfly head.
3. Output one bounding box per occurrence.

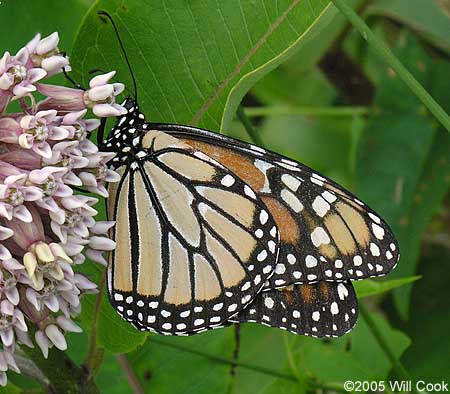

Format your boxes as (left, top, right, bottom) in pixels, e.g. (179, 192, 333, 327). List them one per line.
(111, 96, 146, 131)
(122, 96, 139, 113)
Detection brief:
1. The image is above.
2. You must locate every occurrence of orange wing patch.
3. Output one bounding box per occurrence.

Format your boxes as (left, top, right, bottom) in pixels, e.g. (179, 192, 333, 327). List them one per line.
(261, 196, 300, 244)
(179, 139, 266, 191)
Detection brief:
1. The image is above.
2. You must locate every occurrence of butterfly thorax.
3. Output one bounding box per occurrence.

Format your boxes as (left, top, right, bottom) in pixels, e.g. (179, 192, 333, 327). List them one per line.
(103, 98, 149, 169)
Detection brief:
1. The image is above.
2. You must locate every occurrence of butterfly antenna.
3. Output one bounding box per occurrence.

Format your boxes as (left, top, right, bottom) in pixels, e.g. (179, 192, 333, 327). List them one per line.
(97, 10, 138, 101)
(61, 52, 85, 89)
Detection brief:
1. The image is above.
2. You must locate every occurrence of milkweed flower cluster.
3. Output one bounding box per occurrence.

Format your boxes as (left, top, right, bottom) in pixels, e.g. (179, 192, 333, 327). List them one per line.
(0, 32, 124, 385)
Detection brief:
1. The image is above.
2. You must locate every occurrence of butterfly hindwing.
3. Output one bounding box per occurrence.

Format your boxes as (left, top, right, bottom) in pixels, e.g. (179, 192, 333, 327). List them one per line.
(156, 124, 399, 289)
(105, 122, 279, 335)
(230, 281, 358, 337)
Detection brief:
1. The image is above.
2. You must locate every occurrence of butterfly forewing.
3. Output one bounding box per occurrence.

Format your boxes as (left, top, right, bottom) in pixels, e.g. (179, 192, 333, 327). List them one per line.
(156, 125, 399, 288)
(230, 281, 358, 337)
(105, 122, 279, 335)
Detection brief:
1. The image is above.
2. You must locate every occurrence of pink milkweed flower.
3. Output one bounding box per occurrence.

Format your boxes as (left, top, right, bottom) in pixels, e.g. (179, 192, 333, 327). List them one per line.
(26, 32, 69, 77)
(0, 174, 43, 222)
(43, 140, 89, 186)
(0, 117, 22, 144)
(0, 48, 46, 100)
(0, 300, 28, 347)
(19, 110, 70, 158)
(29, 166, 72, 213)
(79, 151, 120, 197)
(37, 71, 126, 117)
(60, 110, 100, 154)
(84, 71, 126, 117)
(0, 32, 123, 386)
(0, 147, 41, 171)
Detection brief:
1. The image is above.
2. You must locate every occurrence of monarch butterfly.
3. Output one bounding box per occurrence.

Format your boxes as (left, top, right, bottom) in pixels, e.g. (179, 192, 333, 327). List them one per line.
(99, 98, 398, 338)
(97, 11, 399, 338)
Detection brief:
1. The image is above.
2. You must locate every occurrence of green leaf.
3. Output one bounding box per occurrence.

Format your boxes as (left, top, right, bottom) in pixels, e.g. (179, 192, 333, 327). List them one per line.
(231, 326, 301, 394)
(354, 276, 422, 299)
(71, 0, 337, 132)
(350, 310, 411, 379)
(251, 62, 337, 108)
(66, 330, 133, 393)
(96, 353, 133, 394)
(367, 0, 450, 55)
(256, 115, 361, 186)
(354, 33, 450, 318)
(390, 59, 450, 316)
(400, 246, 450, 382)
(129, 328, 235, 394)
(0, 383, 22, 394)
(232, 311, 410, 389)
(287, 310, 410, 382)
(251, 0, 365, 107)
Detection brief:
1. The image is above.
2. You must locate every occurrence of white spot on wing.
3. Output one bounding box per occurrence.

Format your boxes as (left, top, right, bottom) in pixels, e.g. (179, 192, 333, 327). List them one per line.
(337, 283, 348, 300)
(369, 212, 381, 224)
(312, 195, 330, 217)
(322, 191, 337, 203)
(281, 174, 301, 192)
(264, 297, 274, 309)
(330, 302, 339, 315)
(259, 210, 269, 224)
(305, 255, 318, 268)
(372, 223, 385, 240)
(310, 227, 330, 247)
(254, 159, 273, 193)
(281, 189, 303, 212)
(221, 174, 235, 187)
(370, 243, 380, 256)
(244, 185, 256, 199)
(275, 263, 286, 274)
(250, 144, 266, 153)
(353, 255, 363, 266)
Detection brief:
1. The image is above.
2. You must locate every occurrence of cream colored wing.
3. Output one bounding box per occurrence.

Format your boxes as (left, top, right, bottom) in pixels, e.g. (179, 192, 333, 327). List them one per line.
(107, 129, 279, 335)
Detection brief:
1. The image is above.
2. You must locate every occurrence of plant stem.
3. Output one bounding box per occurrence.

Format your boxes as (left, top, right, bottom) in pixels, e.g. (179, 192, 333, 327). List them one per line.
(117, 354, 144, 394)
(331, 0, 450, 133)
(86, 269, 107, 377)
(21, 344, 100, 394)
(236, 106, 265, 147)
(149, 337, 297, 382)
(151, 337, 349, 392)
(244, 105, 369, 117)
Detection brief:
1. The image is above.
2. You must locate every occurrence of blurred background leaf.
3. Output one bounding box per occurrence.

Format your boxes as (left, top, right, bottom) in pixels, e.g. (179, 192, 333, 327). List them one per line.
(129, 330, 235, 394)
(366, 0, 450, 55)
(396, 245, 450, 381)
(354, 34, 450, 318)
(354, 276, 421, 298)
(0, 0, 93, 52)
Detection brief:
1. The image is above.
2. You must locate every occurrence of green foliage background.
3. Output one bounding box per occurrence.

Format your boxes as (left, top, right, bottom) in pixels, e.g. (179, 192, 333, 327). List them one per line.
(1, 0, 449, 392)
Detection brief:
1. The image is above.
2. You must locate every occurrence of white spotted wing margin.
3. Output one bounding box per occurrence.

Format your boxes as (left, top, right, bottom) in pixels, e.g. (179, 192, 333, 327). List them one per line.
(155, 124, 400, 288)
(106, 129, 279, 336)
(230, 281, 358, 338)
